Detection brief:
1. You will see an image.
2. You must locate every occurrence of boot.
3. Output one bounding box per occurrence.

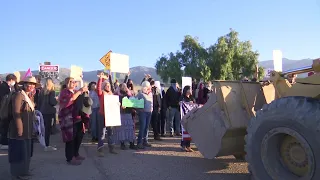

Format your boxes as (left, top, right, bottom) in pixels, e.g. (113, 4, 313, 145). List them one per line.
(129, 142, 137, 150)
(120, 142, 128, 150)
(108, 145, 118, 154)
(97, 148, 105, 157)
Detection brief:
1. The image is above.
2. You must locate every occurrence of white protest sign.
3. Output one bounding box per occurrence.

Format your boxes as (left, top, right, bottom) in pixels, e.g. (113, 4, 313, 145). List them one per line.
(154, 81, 161, 89)
(110, 53, 129, 73)
(273, 50, 283, 72)
(154, 81, 162, 97)
(182, 77, 192, 91)
(104, 95, 121, 127)
(70, 65, 83, 81)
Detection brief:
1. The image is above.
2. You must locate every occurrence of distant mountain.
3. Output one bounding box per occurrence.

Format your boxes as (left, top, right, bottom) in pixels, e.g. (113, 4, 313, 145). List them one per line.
(0, 58, 314, 83)
(0, 66, 162, 85)
(258, 58, 314, 77)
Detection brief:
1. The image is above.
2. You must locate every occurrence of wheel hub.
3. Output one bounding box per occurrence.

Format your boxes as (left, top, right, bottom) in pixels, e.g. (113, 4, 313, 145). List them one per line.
(280, 136, 309, 176)
(261, 127, 315, 179)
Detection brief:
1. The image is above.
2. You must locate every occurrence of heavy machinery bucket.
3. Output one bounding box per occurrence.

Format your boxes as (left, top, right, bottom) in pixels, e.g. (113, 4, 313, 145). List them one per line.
(182, 81, 274, 159)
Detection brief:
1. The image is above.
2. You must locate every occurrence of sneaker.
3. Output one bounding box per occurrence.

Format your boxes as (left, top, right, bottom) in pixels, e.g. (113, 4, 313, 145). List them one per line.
(175, 133, 182, 136)
(44, 146, 57, 151)
(67, 158, 82, 166)
(186, 147, 194, 152)
(75, 155, 85, 161)
(0, 145, 8, 150)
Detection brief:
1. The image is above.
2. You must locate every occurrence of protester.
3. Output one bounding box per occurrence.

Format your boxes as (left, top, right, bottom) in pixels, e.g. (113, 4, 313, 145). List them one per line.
(8, 76, 38, 179)
(136, 81, 153, 149)
(165, 79, 181, 137)
(96, 72, 117, 156)
(58, 77, 88, 165)
(113, 83, 137, 150)
(179, 85, 196, 152)
(127, 79, 135, 95)
(37, 78, 58, 151)
(0, 74, 17, 150)
(160, 83, 166, 137)
(88, 81, 100, 142)
(149, 78, 162, 140)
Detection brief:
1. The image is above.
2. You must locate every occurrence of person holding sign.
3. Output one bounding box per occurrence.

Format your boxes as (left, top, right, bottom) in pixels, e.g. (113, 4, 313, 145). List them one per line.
(58, 77, 88, 166)
(96, 72, 118, 156)
(136, 81, 153, 149)
(113, 83, 137, 150)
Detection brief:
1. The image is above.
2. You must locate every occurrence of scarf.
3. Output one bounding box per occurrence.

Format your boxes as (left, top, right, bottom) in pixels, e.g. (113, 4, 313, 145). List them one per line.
(21, 90, 35, 111)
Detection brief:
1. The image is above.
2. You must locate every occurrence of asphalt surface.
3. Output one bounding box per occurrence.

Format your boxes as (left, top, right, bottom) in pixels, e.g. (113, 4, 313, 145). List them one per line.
(0, 133, 251, 180)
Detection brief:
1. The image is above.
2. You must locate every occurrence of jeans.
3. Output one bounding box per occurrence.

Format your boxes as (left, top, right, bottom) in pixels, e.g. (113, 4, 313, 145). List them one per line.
(166, 107, 181, 134)
(42, 114, 55, 147)
(97, 114, 115, 148)
(90, 108, 100, 139)
(137, 111, 152, 144)
(65, 122, 84, 162)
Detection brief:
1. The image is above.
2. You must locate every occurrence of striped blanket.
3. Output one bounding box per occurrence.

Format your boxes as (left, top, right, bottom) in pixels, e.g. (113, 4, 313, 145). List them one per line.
(180, 102, 199, 141)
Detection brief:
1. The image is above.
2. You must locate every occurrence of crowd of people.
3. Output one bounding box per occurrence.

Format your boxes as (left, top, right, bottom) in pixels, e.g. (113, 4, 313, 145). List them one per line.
(0, 71, 213, 180)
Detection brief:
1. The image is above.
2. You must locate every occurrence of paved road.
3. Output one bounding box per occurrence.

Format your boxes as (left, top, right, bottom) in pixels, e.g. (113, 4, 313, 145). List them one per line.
(0, 133, 251, 180)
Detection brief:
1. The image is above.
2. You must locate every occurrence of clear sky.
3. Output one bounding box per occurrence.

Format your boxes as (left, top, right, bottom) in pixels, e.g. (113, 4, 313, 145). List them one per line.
(0, 0, 319, 73)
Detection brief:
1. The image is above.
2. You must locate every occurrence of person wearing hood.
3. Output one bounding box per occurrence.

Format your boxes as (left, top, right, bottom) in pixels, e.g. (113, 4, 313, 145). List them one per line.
(164, 79, 182, 137)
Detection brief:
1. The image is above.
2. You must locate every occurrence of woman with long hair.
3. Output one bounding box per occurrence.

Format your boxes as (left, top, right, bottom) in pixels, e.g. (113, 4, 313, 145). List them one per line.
(8, 76, 40, 179)
(58, 77, 88, 165)
(38, 78, 58, 151)
(114, 83, 136, 150)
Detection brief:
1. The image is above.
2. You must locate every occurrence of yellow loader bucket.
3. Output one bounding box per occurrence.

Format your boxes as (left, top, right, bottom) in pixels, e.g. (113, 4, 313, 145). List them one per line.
(182, 81, 273, 159)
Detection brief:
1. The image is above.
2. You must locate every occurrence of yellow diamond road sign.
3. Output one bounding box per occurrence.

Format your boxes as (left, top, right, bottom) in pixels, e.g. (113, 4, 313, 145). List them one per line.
(100, 51, 112, 70)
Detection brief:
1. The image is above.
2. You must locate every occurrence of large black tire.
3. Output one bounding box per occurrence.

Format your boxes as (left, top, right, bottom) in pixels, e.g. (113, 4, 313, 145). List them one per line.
(245, 96, 320, 180)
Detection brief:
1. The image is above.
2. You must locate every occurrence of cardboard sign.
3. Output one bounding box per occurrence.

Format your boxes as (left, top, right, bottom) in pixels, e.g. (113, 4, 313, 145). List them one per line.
(182, 77, 192, 91)
(273, 50, 283, 72)
(39, 65, 59, 79)
(70, 65, 83, 81)
(104, 95, 121, 127)
(110, 53, 129, 73)
(122, 97, 144, 108)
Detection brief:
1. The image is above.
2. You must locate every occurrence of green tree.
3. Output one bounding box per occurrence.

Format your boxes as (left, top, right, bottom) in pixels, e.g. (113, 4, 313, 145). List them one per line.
(155, 29, 261, 82)
(155, 52, 183, 83)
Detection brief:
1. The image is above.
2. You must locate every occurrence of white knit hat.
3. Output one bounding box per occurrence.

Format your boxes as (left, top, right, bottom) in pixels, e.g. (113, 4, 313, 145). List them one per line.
(141, 81, 150, 88)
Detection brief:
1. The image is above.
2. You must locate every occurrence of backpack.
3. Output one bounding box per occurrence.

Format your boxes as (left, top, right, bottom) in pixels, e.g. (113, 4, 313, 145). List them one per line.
(0, 92, 15, 120)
